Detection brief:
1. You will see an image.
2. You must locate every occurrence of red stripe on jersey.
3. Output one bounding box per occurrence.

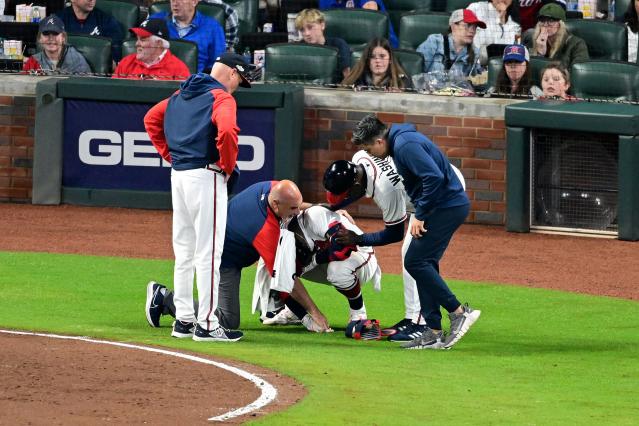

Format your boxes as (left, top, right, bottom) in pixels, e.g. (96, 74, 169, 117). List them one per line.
(206, 174, 218, 330)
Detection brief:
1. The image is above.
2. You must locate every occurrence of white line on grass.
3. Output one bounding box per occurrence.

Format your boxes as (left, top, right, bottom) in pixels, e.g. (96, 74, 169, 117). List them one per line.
(0, 329, 278, 422)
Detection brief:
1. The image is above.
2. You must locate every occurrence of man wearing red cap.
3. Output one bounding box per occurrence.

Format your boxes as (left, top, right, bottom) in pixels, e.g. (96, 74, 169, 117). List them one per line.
(112, 19, 190, 80)
(416, 8, 486, 77)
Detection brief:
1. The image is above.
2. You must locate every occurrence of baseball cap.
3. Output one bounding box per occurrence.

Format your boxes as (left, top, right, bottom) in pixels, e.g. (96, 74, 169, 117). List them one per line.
(129, 19, 169, 40)
(215, 52, 252, 88)
(538, 3, 567, 21)
(39, 15, 65, 34)
(449, 9, 486, 29)
(503, 44, 529, 62)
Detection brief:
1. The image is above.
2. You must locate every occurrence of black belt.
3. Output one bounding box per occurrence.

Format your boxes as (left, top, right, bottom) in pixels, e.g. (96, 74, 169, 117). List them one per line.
(204, 164, 225, 175)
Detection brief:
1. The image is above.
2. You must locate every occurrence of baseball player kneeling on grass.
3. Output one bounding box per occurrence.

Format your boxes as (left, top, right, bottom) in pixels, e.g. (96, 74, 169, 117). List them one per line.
(260, 205, 382, 333)
(145, 180, 332, 335)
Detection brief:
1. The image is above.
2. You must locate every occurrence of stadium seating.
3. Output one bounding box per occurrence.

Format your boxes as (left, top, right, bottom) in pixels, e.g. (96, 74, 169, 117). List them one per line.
(264, 42, 338, 84)
(394, 48, 425, 77)
(571, 60, 639, 101)
(615, 0, 631, 22)
(226, 0, 259, 37)
(96, 0, 140, 40)
(445, 0, 474, 12)
(565, 19, 628, 61)
(323, 9, 389, 50)
(386, 0, 433, 34)
(398, 12, 450, 50)
(149, 1, 226, 29)
(67, 34, 113, 74)
(121, 38, 199, 74)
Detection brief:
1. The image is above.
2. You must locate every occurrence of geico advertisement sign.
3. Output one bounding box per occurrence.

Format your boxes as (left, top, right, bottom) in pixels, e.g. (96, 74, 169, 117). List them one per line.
(78, 130, 265, 171)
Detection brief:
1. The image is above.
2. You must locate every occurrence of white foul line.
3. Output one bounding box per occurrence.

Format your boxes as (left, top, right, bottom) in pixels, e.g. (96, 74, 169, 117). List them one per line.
(0, 329, 278, 422)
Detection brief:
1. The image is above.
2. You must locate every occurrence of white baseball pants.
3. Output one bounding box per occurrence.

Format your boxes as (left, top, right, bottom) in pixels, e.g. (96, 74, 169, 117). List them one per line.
(401, 214, 423, 323)
(171, 167, 227, 331)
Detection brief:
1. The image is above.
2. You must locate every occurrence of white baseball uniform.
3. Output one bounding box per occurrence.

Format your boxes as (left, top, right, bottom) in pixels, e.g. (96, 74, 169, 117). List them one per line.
(296, 206, 381, 293)
(352, 150, 465, 323)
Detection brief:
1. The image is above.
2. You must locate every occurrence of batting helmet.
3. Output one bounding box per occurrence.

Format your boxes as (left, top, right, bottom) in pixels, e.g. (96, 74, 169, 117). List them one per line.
(323, 160, 358, 195)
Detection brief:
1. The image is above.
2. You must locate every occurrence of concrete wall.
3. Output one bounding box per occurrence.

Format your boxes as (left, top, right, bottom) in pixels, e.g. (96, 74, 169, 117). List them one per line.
(0, 76, 520, 224)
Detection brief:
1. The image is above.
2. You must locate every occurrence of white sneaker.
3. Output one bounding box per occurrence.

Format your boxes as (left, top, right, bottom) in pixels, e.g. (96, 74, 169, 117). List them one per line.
(262, 306, 301, 325)
(349, 306, 367, 322)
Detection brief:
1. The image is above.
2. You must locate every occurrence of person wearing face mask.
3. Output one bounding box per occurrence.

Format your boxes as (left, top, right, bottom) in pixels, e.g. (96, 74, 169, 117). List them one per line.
(531, 3, 588, 69)
(23, 15, 91, 75)
(539, 62, 576, 100)
(112, 19, 190, 80)
(417, 9, 486, 77)
(294, 8, 351, 82)
(467, 0, 521, 63)
(342, 37, 412, 90)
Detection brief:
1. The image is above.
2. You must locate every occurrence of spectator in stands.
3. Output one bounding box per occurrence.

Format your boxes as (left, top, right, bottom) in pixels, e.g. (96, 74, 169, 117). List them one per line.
(295, 8, 351, 81)
(318, 0, 399, 48)
(518, 0, 564, 32)
(342, 37, 412, 91)
(530, 3, 588, 68)
(23, 14, 92, 75)
(112, 19, 191, 80)
(417, 9, 486, 77)
(467, 0, 521, 64)
(621, 0, 639, 62)
(539, 62, 575, 99)
(201, 0, 240, 52)
(488, 44, 536, 97)
(57, 0, 124, 62)
(150, 0, 226, 72)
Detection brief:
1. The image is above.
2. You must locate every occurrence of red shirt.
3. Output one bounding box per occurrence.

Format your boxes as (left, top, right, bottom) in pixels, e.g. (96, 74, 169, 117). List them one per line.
(112, 50, 190, 80)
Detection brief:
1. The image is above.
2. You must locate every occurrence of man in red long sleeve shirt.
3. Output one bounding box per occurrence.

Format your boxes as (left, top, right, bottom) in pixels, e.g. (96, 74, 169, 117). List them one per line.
(112, 18, 190, 80)
(143, 52, 251, 342)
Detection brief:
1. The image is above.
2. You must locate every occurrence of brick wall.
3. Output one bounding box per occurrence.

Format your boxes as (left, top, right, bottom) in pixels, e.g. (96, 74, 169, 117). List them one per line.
(301, 108, 506, 225)
(0, 93, 507, 225)
(0, 95, 34, 202)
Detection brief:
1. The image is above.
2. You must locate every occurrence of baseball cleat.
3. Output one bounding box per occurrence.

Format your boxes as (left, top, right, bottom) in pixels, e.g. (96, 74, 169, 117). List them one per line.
(382, 318, 413, 336)
(145, 281, 166, 327)
(401, 328, 446, 350)
(348, 307, 367, 322)
(443, 304, 481, 349)
(171, 320, 195, 338)
(262, 306, 301, 325)
(388, 323, 426, 342)
(192, 325, 243, 342)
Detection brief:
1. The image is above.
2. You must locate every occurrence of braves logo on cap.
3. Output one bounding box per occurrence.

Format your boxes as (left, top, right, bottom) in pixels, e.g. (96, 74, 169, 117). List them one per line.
(46, 17, 55, 25)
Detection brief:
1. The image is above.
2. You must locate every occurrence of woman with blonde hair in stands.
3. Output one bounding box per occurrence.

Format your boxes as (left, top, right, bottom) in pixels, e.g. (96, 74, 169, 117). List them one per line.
(530, 3, 588, 69)
(342, 37, 412, 91)
(23, 14, 91, 75)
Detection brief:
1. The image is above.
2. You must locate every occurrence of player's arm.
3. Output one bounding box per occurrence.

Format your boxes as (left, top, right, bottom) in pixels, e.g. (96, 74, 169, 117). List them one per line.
(211, 89, 240, 175)
(144, 98, 172, 163)
(291, 278, 330, 331)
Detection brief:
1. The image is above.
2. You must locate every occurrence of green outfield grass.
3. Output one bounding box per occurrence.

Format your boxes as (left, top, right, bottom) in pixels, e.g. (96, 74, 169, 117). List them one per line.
(1, 251, 638, 425)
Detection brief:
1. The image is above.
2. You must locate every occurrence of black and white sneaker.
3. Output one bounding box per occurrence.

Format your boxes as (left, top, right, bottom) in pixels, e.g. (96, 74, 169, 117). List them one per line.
(145, 281, 166, 327)
(171, 320, 195, 338)
(382, 318, 413, 336)
(388, 323, 426, 342)
(193, 324, 243, 342)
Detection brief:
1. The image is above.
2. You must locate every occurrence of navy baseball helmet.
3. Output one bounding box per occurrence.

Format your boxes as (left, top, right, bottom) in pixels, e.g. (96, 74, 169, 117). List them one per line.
(323, 160, 358, 195)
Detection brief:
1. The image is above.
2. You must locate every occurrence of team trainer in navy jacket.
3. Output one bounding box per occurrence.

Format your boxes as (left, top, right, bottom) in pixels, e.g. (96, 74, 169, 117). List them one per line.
(351, 114, 481, 350)
(57, 0, 123, 62)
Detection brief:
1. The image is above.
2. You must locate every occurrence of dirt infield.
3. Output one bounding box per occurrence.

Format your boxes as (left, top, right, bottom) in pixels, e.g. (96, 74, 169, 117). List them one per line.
(1, 203, 637, 423)
(0, 332, 301, 424)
